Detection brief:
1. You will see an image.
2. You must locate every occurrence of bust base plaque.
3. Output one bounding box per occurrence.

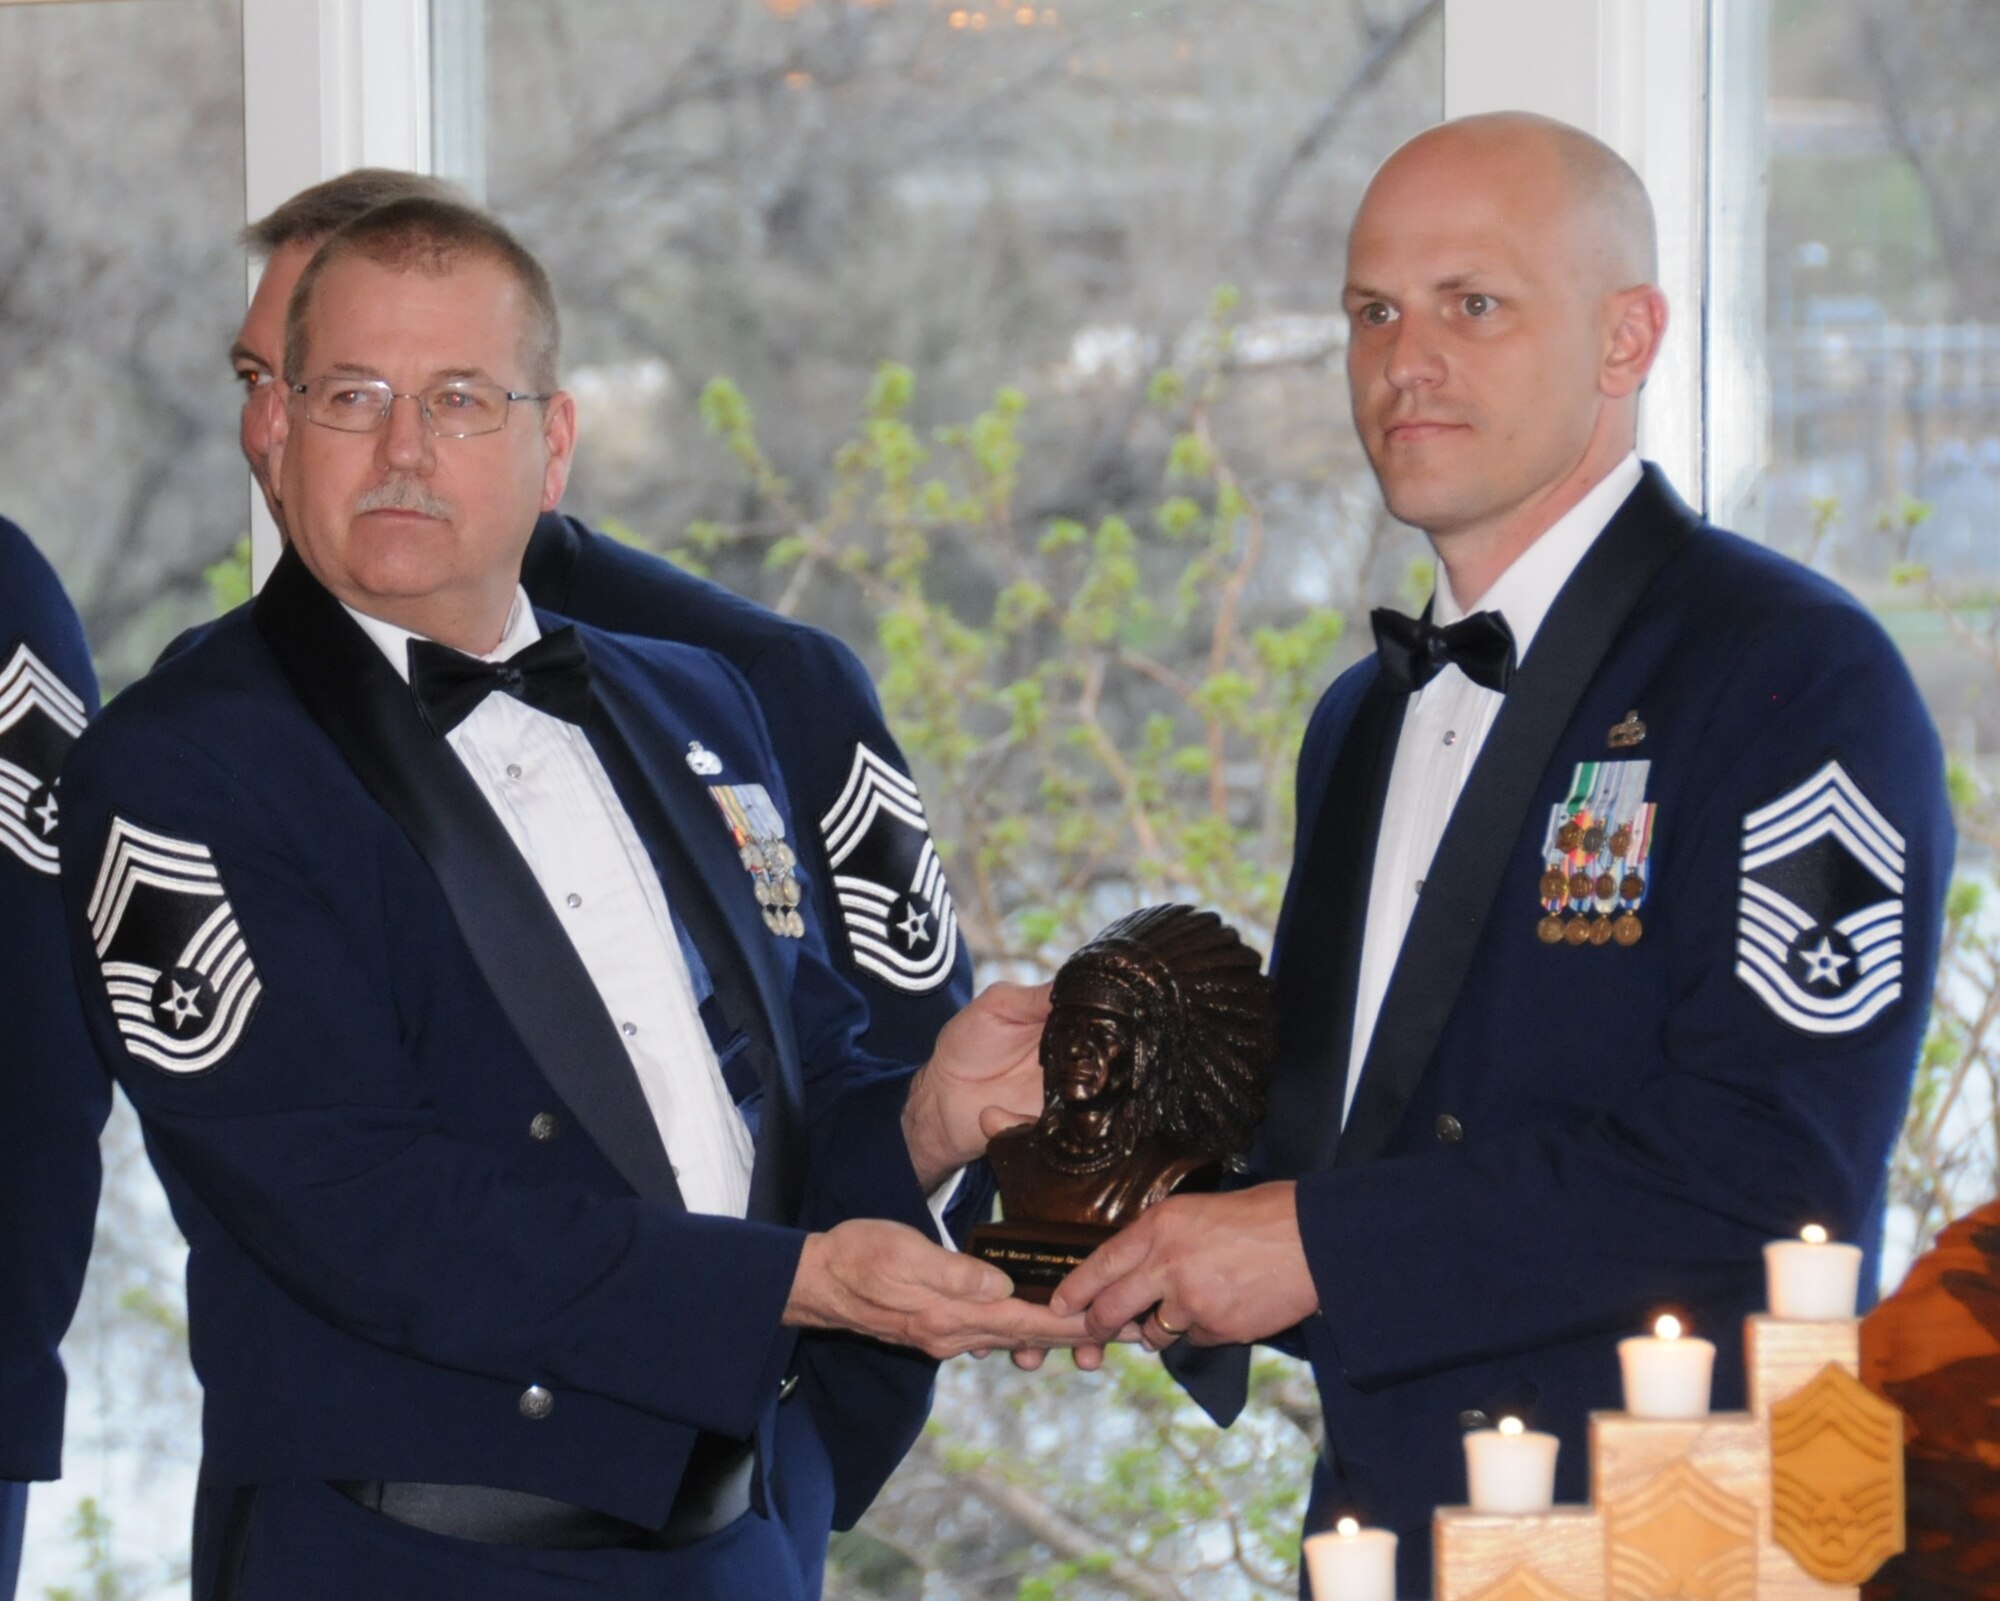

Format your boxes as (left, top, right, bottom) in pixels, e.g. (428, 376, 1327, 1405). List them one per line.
(969, 1220, 1117, 1304)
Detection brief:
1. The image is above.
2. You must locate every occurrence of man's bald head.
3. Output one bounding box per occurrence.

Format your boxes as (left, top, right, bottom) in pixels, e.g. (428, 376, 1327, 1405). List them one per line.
(1371, 112, 1658, 290)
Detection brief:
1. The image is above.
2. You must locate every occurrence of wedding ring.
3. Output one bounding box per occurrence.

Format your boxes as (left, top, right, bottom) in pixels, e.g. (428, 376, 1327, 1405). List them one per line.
(1153, 1310, 1190, 1340)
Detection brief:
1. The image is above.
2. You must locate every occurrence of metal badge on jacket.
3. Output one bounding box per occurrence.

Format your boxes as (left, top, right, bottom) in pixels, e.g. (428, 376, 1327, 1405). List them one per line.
(0, 641, 88, 875)
(710, 780, 805, 938)
(1536, 759, 1655, 947)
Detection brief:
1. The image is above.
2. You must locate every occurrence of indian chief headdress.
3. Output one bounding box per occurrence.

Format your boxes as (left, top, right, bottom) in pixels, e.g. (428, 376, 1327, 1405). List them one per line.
(1046, 902, 1276, 1165)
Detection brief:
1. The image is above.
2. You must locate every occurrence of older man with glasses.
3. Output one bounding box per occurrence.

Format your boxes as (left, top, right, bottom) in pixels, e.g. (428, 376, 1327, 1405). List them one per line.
(63, 196, 1086, 1601)
(231, 171, 976, 1083)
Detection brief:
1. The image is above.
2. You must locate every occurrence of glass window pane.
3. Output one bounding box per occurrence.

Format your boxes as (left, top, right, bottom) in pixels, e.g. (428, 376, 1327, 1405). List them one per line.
(0, 0, 249, 690)
(1754, 0, 2000, 1272)
(477, 0, 1443, 642)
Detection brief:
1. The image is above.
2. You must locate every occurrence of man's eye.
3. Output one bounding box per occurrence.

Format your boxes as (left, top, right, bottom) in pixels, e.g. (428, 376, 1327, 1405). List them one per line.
(235, 368, 271, 395)
(434, 389, 476, 410)
(1462, 293, 1497, 317)
(1357, 302, 1395, 327)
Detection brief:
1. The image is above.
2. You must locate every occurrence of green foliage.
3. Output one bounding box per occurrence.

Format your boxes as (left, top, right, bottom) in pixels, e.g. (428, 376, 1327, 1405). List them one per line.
(683, 298, 1341, 966)
(698, 307, 1338, 1596)
(1817, 493, 2000, 1264)
(116, 1284, 188, 1342)
(203, 537, 252, 614)
(42, 1499, 134, 1601)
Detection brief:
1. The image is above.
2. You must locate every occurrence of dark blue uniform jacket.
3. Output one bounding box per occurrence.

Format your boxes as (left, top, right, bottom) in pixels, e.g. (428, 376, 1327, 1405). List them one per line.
(522, 514, 975, 1065)
(0, 515, 103, 1482)
(1254, 468, 1951, 1595)
(60, 550, 940, 1535)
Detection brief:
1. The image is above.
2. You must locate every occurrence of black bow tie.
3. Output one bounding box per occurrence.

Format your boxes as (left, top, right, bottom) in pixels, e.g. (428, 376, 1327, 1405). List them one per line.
(407, 626, 594, 736)
(1370, 606, 1517, 695)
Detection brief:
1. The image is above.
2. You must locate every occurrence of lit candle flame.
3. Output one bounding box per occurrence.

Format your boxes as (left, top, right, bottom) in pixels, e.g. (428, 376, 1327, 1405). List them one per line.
(1654, 1313, 1682, 1341)
(1498, 1416, 1524, 1437)
(1801, 1223, 1829, 1245)
(1336, 1516, 1359, 1537)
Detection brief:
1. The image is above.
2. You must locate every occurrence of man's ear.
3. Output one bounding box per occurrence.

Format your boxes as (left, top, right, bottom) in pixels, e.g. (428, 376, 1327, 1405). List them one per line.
(1601, 285, 1669, 400)
(539, 391, 578, 513)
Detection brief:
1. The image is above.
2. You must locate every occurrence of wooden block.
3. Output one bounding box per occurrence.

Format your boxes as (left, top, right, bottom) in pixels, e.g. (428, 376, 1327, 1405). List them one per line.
(1746, 1316, 1859, 1417)
(1592, 1411, 1765, 1513)
(1769, 1363, 1904, 1585)
(1433, 1507, 1604, 1601)
(1590, 1409, 1861, 1601)
(1603, 1457, 1757, 1601)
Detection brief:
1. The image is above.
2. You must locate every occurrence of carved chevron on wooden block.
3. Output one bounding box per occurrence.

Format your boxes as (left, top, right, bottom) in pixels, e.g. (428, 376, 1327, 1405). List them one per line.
(1768, 1364, 1904, 1584)
(1433, 1507, 1605, 1601)
(1604, 1458, 1757, 1601)
(1464, 1564, 1596, 1601)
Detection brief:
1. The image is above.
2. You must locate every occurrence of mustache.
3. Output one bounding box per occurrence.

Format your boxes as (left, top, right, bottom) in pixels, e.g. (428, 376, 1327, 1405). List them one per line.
(354, 478, 454, 519)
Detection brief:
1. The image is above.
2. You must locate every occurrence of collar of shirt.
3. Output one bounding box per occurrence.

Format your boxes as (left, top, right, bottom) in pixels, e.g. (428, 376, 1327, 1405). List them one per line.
(343, 588, 540, 683)
(1431, 452, 1643, 661)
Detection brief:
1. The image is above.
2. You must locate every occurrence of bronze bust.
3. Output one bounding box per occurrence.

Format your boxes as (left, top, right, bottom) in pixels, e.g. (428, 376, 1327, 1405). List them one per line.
(973, 904, 1275, 1294)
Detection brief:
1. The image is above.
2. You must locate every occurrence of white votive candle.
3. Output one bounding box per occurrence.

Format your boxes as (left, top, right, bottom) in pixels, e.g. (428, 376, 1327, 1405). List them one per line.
(1617, 1313, 1715, 1418)
(1764, 1224, 1863, 1320)
(1302, 1517, 1397, 1601)
(1463, 1416, 1558, 1514)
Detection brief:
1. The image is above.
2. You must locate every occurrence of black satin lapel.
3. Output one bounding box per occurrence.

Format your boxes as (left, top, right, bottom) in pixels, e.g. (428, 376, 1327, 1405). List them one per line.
(1262, 668, 1406, 1177)
(585, 669, 806, 1224)
(252, 550, 685, 1206)
(1336, 469, 1694, 1164)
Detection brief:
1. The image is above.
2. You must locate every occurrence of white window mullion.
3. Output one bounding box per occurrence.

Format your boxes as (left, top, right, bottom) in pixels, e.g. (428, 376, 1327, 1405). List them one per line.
(1443, 0, 1711, 514)
(241, 0, 434, 584)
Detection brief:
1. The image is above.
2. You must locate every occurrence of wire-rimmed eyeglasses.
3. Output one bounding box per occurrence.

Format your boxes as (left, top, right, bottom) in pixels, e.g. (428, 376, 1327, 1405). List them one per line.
(289, 376, 552, 439)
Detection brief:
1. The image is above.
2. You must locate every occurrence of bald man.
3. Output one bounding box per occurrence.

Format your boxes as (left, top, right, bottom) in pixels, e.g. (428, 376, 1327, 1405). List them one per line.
(1056, 114, 1951, 1594)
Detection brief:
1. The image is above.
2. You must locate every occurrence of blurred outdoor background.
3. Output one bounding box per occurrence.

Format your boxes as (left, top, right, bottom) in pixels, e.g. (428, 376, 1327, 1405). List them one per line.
(3, 0, 1997, 1594)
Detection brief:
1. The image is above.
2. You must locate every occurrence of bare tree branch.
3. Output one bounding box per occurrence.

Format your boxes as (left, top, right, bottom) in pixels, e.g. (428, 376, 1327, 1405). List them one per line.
(1244, 0, 1443, 245)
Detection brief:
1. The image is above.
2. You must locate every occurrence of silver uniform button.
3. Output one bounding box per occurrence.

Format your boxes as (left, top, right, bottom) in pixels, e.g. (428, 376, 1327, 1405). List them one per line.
(506, 763, 523, 780)
(1458, 1408, 1490, 1432)
(528, 1112, 560, 1142)
(565, 892, 581, 909)
(519, 1385, 555, 1420)
(1435, 1114, 1464, 1144)
(621, 1021, 638, 1038)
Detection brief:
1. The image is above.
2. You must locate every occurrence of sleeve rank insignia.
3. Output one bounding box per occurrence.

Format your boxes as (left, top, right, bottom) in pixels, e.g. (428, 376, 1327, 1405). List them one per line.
(819, 743, 960, 995)
(86, 817, 263, 1074)
(1536, 759, 1655, 948)
(1735, 759, 1905, 1036)
(0, 640, 89, 876)
(710, 781, 805, 938)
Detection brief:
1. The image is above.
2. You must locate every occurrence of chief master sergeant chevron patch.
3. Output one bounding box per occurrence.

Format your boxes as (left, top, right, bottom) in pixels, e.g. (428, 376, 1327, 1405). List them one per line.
(819, 743, 960, 995)
(0, 640, 89, 876)
(1735, 759, 1905, 1037)
(87, 816, 262, 1074)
